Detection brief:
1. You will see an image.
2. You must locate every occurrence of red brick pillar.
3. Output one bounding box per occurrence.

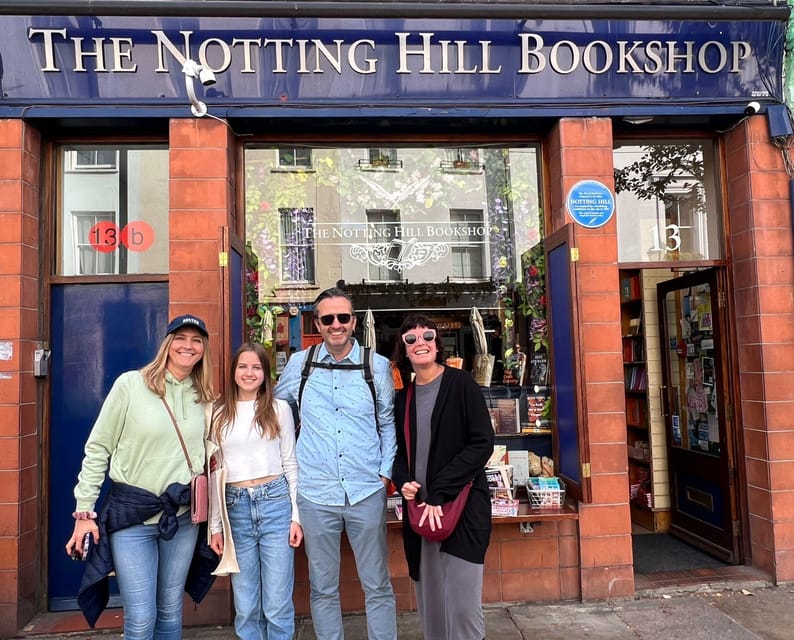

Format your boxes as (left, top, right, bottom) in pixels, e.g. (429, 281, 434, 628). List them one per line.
(0, 119, 42, 634)
(169, 117, 236, 624)
(546, 118, 634, 599)
(724, 115, 794, 580)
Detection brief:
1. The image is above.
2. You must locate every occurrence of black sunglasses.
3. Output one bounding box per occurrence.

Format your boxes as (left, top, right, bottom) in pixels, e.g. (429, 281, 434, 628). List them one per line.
(317, 313, 353, 326)
(402, 330, 437, 345)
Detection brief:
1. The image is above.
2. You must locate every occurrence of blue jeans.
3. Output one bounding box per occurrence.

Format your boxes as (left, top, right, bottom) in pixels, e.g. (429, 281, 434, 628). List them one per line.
(109, 510, 199, 640)
(226, 475, 295, 640)
(298, 487, 396, 640)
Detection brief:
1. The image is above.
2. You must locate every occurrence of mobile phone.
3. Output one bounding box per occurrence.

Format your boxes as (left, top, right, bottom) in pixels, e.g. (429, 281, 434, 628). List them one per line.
(70, 532, 92, 561)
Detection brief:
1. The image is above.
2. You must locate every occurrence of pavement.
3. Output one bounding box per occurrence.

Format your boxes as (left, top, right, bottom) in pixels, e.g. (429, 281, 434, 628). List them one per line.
(15, 582, 794, 640)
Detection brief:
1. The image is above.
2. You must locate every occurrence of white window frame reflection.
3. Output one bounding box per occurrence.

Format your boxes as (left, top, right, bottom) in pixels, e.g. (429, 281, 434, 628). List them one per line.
(449, 208, 486, 280)
(279, 207, 316, 284)
(71, 211, 117, 275)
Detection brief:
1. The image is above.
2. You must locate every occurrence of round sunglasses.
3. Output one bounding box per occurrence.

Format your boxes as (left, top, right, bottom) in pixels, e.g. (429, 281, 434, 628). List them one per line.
(402, 330, 437, 345)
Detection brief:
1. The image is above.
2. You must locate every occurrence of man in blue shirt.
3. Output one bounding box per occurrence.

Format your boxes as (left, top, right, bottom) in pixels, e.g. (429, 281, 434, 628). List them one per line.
(275, 287, 397, 640)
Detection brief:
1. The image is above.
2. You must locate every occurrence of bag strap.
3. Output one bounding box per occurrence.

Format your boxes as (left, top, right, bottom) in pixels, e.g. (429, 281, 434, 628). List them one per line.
(161, 397, 196, 475)
(403, 384, 414, 467)
(298, 344, 379, 428)
(298, 343, 321, 407)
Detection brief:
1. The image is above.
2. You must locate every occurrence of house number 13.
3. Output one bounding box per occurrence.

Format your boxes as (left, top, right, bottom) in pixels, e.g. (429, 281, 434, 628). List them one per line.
(650, 223, 691, 252)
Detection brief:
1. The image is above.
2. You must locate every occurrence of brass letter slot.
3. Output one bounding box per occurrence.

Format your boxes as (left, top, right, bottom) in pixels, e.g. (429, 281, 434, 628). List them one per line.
(685, 486, 714, 511)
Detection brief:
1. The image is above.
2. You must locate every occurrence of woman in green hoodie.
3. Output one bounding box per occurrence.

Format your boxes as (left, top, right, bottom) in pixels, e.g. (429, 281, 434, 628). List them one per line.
(65, 314, 216, 638)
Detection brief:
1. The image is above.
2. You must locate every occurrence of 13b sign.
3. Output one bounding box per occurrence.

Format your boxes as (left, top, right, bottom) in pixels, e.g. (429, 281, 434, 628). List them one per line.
(88, 221, 154, 253)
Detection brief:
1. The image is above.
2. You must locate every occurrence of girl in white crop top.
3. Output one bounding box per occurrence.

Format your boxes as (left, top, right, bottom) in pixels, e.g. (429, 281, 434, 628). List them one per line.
(208, 342, 301, 640)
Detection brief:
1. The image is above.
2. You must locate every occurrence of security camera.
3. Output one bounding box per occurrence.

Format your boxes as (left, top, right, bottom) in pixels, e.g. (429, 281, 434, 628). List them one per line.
(744, 101, 761, 116)
(198, 67, 216, 87)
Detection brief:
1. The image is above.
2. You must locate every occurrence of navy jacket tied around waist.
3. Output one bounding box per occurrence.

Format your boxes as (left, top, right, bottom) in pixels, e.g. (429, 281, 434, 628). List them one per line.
(77, 481, 217, 627)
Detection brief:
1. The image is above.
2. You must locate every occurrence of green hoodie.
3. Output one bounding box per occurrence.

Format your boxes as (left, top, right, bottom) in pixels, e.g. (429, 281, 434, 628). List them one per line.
(74, 370, 208, 522)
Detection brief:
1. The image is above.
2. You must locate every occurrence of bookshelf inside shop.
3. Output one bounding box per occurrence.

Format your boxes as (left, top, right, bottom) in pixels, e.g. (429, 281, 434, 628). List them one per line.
(620, 269, 665, 532)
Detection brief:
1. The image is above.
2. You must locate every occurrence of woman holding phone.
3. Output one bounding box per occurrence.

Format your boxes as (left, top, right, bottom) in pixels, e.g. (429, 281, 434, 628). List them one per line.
(65, 314, 216, 637)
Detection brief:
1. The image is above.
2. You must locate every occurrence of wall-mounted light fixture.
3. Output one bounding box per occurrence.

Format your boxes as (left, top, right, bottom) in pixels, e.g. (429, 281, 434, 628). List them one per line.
(622, 116, 655, 125)
(181, 59, 216, 117)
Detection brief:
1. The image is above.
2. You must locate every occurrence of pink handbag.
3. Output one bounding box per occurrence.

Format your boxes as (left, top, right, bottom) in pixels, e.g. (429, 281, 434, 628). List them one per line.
(162, 399, 209, 524)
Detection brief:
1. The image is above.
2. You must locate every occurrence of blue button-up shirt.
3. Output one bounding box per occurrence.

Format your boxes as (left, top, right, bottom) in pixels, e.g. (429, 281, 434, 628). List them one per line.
(274, 339, 396, 506)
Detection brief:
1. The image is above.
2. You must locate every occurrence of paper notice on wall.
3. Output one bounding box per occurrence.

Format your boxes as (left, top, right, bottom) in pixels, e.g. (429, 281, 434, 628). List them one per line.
(0, 342, 12, 360)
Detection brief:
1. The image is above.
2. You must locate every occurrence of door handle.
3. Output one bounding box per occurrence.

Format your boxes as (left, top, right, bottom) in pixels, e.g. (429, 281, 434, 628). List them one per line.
(659, 385, 668, 418)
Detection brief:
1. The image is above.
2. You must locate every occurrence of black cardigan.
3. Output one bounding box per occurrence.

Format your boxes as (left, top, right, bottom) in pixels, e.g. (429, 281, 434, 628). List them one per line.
(392, 366, 494, 581)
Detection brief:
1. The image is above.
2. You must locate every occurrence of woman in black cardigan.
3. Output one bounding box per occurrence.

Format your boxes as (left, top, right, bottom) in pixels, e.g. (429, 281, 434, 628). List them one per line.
(392, 314, 494, 640)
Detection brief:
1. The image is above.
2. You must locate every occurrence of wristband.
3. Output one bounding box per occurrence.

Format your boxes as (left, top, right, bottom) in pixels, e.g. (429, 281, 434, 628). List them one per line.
(72, 511, 97, 520)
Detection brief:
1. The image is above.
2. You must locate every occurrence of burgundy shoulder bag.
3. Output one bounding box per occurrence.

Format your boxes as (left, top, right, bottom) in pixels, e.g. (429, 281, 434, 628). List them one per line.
(403, 384, 472, 542)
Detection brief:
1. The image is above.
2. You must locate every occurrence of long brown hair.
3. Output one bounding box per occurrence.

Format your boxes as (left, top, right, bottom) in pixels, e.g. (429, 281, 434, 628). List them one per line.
(213, 342, 280, 442)
(140, 331, 215, 403)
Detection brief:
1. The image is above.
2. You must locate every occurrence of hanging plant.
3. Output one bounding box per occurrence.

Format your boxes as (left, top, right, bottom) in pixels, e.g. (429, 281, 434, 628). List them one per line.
(518, 244, 548, 352)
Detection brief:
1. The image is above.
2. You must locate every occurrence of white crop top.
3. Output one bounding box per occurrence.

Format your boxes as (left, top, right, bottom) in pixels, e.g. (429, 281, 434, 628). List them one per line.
(221, 398, 299, 522)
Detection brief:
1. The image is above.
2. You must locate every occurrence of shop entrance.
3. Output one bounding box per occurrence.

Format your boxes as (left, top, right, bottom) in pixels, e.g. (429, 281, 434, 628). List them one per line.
(47, 282, 168, 610)
(657, 268, 740, 562)
(623, 266, 741, 574)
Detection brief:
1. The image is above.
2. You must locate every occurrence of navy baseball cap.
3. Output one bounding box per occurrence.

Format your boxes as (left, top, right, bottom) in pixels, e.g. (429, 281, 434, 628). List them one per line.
(165, 314, 209, 337)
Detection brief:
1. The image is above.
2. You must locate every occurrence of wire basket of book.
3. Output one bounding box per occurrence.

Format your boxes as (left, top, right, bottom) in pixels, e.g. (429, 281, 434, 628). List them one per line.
(526, 477, 566, 509)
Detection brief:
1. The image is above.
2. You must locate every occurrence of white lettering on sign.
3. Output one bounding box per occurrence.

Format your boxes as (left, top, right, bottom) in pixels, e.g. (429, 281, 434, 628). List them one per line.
(519, 33, 751, 75)
(25, 28, 754, 78)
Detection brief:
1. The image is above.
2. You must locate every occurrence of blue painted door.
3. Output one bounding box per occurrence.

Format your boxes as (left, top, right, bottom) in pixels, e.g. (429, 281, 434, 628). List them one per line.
(48, 282, 168, 610)
(657, 268, 739, 563)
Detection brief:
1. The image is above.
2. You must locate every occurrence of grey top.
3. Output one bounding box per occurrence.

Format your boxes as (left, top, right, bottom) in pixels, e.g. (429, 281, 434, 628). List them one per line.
(414, 374, 442, 503)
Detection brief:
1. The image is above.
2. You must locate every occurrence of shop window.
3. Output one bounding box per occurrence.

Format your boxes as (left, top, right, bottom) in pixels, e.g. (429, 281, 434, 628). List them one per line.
(613, 140, 723, 263)
(277, 147, 313, 170)
(279, 207, 316, 284)
(58, 145, 169, 276)
(449, 208, 485, 280)
(245, 144, 542, 373)
(366, 209, 402, 282)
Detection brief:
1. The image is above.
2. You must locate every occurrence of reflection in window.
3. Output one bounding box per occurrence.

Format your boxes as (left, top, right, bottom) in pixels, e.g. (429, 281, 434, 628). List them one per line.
(368, 148, 398, 167)
(59, 145, 168, 276)
(278, 148, 312, 169)
(366, 209, 401, 281)
(72, 212, 116, 275)
(69, 149, 118, 170)
(613, 141, 723, 263)
(279, 207, 315, 283)
(245, 145, 542, 308)
(450, 208, 485, 280)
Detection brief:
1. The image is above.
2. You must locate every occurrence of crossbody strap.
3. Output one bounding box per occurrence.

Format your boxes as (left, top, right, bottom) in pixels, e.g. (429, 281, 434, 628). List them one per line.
(403, 384, 414, 467)
(161, 397, 196, 475)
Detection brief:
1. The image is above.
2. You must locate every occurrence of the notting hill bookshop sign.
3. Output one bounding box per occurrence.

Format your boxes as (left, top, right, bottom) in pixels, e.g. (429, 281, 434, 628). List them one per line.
(1, 16, 782, 106)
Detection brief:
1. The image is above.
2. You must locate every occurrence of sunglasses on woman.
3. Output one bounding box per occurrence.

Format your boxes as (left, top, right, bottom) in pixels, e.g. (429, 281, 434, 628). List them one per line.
(402, 330, 437, 345)
(317, 313, 353, 326)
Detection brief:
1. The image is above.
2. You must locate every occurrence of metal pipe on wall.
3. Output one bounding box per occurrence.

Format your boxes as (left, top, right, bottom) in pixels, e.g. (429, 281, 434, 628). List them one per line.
(0, 0, 788, 19)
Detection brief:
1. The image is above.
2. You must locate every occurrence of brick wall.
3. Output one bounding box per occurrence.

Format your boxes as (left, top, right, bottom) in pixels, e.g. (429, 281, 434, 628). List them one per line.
(0, 119, 42, 636)
(546, 118, 634, 599)
(725, 115, 794, 579)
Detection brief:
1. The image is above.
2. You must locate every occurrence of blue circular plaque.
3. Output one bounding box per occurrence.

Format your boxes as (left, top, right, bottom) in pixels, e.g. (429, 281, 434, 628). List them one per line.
(565, 180, 615, 229)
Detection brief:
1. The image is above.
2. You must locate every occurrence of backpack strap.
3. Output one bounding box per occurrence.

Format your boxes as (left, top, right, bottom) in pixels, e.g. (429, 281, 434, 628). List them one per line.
(298, 343, 321, 409)
(296, 344, 379, 428)
(362, 346, 377, 415)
